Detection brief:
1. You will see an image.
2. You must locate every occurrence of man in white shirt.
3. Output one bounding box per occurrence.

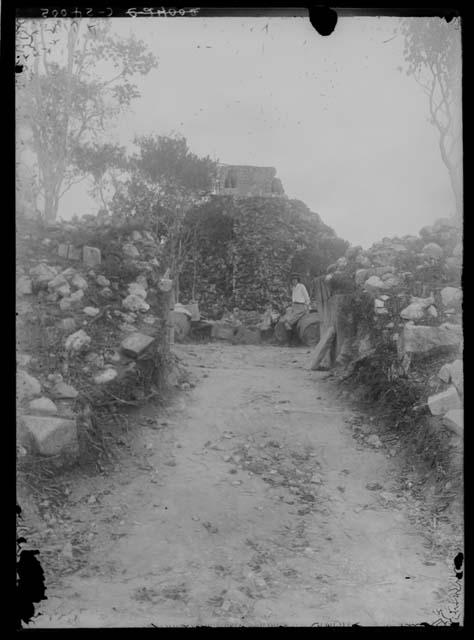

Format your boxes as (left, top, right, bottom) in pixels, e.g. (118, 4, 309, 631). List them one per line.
(283, 275, 310, 331)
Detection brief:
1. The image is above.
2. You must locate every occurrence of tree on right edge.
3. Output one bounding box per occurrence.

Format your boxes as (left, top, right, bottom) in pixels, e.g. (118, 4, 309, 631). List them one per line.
(399, 17, 462, 221)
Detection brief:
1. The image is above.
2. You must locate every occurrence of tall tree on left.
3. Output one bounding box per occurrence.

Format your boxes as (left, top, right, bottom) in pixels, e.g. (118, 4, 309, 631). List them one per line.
(15, 19, 157, 221)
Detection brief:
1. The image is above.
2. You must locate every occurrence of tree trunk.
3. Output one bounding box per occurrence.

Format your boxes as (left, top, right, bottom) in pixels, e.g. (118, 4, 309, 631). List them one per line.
(43, 181, 59, 221)
(439, 130, 462, 221)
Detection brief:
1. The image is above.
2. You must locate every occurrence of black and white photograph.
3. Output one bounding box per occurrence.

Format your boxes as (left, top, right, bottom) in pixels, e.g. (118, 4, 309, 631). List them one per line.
(15, 7, 463, 628)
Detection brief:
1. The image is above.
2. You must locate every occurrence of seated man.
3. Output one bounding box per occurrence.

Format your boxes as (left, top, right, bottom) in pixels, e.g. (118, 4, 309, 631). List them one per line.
(283, 274, 310, 331)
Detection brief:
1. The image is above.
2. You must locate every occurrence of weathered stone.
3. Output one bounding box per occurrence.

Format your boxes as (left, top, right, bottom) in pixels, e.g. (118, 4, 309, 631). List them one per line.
(17, 370, 42, 401)
(60, 267, 78, 280)
(105, 350, 121, 363)
(51, 382, 79, 399)
(70, 289, 84, 302)
(30, 263, 58, 283)
(67, 246, 82, 261)
(82, 246, 101, 267)
(143, 231, 155, 242)
(17, 276, 33, 295)
(120, 322, 137, 333)
(120, 332, 155, 358)
(428, 386, 461, 416)
(381, 276, 400, 289)
(422, 243, 443, 260)
(48, 373, 63, 384)
(96, 275, 110, 287)
(443, 410, 463, 436)
(373, 266, 395, 277)
(411, 295, 435, 308)
(438, 364, 451, 383)
(128, 283, 147, 299)
(56, 283, 71, 298)
(136, 275, 148, 289)
(17, 354, 32, 367)
(93, 368, 118, 384)
(233, 326, 261, 345)
(364, 276, 386, 292)
(445, 257, 462, 271)
(83, 307, 100, 317)
(20, 415, 78, 456)
(48, 274, 69, 290)
(28, 397, 58, 415)
(123, 243, 140, 258)
(65, 329, 91, 352)
(400, 323, 462, 355)
(356, 254, 371, 268)
(71, 274, 88, 290)
(85, 352, 104, 368)
(46, 292, 59, 303)
(99, 287, 113, 298)
(440, 287, 462, 308)
(211, 322, 236, 341)
(400, 303, 425, 321)
(122, 294, 150, 312)
(427, 305, 438, 318)
(355, 269, 370, 286)
(119, 311, 137, 323)
(449, 359, 463, 395)
(59, 297, 72, 311)
(58, 243, 69, 258)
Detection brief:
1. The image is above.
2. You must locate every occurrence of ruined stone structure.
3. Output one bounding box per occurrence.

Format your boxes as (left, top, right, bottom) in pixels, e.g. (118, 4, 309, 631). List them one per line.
(214, 164, 285, 197)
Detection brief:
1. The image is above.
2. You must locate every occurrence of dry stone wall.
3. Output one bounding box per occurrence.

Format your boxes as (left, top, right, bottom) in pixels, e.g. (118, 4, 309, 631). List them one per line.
(16, 213, 174, 465)
(318, 215, 463, 437)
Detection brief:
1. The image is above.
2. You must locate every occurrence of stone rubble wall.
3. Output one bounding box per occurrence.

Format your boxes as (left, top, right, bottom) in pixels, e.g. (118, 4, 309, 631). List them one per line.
(316, 215, 463, 437)
(16, 212, 178, 465)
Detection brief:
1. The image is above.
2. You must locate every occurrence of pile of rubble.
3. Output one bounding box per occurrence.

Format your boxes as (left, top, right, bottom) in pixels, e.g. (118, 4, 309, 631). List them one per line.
(323, 215, 463, 437)
(16, 216, 172, 465)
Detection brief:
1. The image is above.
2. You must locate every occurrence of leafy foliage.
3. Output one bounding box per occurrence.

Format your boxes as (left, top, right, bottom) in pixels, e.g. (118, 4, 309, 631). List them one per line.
(178, 196, 348, 314)
(398, 17, 462, 217)
(16, 19, 158, 220)
(110, 134, 218, 298)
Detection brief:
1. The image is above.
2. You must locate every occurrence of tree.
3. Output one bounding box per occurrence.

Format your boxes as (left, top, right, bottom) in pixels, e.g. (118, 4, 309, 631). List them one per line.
(71, 142, 129, 213)
(16, 19, 157, 221)
(399, 17, 462, 219)
(111, 134, 217, 300)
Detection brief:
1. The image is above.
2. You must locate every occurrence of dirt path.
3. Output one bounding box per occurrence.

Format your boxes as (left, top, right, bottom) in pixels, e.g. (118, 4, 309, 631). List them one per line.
(31, 344, 454, 627)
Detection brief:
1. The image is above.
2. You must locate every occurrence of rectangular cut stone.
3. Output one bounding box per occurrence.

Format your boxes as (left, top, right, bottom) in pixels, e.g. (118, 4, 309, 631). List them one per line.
(443, 410, 463, 436)
(82, 246, 101, 267)
(58, 244, 69, 258)
(20, 415, 78, 456)
(233, 326, 261, 345)
(211, 323, 236, 341)
(400, 324, 462, 355)
(120, 332, 156, 358)
(68, 245, 82, 261)
(428, 386, 461, 416)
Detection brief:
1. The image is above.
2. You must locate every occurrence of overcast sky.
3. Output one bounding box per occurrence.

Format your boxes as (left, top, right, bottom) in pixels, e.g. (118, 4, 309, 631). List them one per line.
(57, 15, 461, 248)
